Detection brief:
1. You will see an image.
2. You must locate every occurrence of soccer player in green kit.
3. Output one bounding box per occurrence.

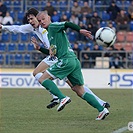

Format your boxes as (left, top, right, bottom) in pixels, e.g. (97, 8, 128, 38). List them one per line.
(31, 11, 109, 120)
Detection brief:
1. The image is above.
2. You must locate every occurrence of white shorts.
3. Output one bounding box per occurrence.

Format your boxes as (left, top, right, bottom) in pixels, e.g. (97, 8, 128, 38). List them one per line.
(42, 55, 58, 66)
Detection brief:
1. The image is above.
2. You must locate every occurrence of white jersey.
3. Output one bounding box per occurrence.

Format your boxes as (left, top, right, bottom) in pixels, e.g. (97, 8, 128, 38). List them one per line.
(2, 24, 50, 49)
(2, 24, 58, 66)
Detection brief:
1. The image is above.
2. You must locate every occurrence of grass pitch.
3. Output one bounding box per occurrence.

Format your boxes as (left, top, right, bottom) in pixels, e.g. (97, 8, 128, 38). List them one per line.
(0, 89, 133, 133)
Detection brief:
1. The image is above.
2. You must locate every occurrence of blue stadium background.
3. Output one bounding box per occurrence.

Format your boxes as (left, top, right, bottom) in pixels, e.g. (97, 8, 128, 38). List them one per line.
(0, 0, 133, 69)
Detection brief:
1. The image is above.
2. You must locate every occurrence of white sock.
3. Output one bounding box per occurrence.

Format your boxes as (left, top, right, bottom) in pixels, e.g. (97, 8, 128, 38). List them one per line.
(51, 93, 58, 99)
(35, 73, 43, 80)
(35, 73, 58, 99)
(83, 86, 106, 106)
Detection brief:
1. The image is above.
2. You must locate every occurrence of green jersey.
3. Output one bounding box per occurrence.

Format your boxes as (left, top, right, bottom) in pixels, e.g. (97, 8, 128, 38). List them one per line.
(47, 22, 76, 59)
(47, 22, 84, 86)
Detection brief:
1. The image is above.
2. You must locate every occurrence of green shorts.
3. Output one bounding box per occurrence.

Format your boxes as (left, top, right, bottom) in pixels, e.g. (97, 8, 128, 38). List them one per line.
(47, 57, 84, 86)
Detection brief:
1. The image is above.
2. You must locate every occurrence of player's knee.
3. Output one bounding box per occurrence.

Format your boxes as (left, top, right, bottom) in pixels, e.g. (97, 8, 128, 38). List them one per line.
(71, 87, 79, 96)
(71, 86, 75, 92)
(33, 68, 39, 77)
(72, 86, 83, 97)
(34, 72, 43, 82)
(33, 70, 37, 77)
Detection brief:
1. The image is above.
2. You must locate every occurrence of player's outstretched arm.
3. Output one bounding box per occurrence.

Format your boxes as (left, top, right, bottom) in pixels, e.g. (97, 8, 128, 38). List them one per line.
(0, 23, 33, 33)
(79, 29, 93, 40)
(65, 22, 93, 40)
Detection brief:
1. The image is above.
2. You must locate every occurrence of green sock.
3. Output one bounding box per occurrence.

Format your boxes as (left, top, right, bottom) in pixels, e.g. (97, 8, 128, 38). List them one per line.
(82, 92, 104, 112)
(42, 79, 66, 100)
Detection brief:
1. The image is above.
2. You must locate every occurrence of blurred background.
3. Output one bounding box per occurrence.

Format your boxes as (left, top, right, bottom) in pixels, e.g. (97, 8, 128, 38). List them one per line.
(0, 0, 133, 69)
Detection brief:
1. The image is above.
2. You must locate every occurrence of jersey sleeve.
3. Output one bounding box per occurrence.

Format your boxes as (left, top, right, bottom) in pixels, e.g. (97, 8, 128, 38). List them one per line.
(49, 22, 66, 32)
(39, 47, 49, 55)
(2, 24, 33, 33)
(65, 22, 81, 32)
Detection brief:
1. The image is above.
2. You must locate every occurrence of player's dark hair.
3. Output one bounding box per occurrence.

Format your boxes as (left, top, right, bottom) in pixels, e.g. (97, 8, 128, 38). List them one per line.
(25, 8, 39, 18)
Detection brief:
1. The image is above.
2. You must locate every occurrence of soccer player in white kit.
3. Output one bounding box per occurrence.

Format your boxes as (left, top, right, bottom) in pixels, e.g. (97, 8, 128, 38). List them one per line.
(0, 8, 110, 110)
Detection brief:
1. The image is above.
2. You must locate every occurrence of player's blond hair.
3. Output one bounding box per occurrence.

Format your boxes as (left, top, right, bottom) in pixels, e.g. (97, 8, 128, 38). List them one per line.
(37, 10, 48, 17)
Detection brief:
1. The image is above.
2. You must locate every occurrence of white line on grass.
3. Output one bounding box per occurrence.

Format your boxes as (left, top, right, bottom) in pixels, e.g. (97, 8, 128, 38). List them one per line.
(112, 126, 128, 133)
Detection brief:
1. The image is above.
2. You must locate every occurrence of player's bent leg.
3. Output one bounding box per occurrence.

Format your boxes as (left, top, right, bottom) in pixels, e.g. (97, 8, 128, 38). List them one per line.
(33, 61, 49, 76)
(66, 79, 110, 109)
(72, 85, 109, 120)
(42, 79, 71, 111)
(40, 72, 71, 111)
(35, 72, 60, 109)
(33, 61, 60, 109)
(72, 85, 104, 111)
(82, 91, 109, 120)
(83, 86, 110, 109)
(47, 77, 72, 109)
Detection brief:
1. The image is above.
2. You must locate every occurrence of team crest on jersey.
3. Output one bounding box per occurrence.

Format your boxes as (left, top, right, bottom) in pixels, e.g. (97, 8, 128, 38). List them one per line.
(42, 29, 47, 34)
(50, 44, 57, 55)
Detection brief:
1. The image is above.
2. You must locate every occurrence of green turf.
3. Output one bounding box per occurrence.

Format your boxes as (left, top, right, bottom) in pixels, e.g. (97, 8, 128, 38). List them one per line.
(0, 89, 133, 133)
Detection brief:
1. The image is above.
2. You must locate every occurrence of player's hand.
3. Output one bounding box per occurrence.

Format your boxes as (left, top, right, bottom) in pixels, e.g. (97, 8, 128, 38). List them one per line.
(49, 47, 54, 57)
(79, 29, 93, 40)
(31, 36, 40, 50)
